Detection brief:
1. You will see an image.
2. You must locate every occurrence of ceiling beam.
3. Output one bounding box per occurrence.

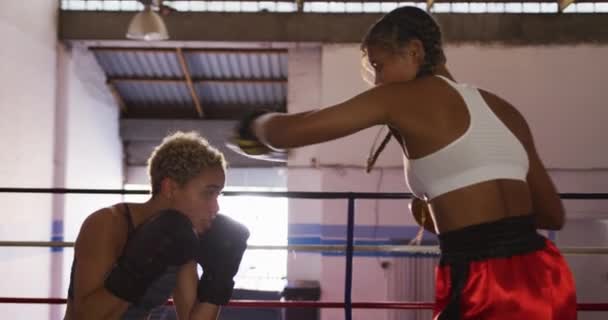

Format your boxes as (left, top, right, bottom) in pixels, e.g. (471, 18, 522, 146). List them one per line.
(176, 48, 204, 117)
(120, 103, 286, 120)
(61, 11, 608, 45)
(90, 47, 287, 55)
(122, 108, 200, 119)
(107, 77, 287, 84)
(90, 47, 176, 53)
(108, 78, 184, 84)
(184, 48, 287, 54)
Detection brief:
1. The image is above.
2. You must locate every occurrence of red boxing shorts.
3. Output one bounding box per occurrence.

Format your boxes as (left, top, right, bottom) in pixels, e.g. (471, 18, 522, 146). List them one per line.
(433, 215, 577, 320)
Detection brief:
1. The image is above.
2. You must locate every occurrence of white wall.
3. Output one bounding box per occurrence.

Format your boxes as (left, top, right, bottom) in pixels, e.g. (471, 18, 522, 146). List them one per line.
(286, 44, 608, 320)
(54, 44, 123, 320)
(0, 3, 123, 319)
(447, 45, 608, 169)
(58, 43, 124, 245)
(0, 1, 58, 319)
(287, 47, 325, 282)
(287, 45, 324, 167)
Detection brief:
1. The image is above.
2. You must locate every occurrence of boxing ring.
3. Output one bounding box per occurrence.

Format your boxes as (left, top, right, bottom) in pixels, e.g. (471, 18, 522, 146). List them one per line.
(1, 187, 608, 319)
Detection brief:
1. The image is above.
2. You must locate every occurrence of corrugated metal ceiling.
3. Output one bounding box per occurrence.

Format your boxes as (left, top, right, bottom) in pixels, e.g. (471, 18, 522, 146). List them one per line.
(93, 47, 288, 120)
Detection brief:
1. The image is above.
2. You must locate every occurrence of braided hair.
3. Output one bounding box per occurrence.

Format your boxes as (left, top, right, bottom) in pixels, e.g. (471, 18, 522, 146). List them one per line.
(362, 6, 446, 172)
(362, 6, 446, 77)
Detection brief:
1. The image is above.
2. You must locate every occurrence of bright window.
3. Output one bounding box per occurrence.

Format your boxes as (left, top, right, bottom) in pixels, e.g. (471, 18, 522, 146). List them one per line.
(61, 1, 608, 13)
(221, 187, 287, 291)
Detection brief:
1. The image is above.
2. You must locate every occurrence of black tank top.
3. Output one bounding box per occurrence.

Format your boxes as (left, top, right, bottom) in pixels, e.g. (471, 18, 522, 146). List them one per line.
(67, 204, 178, 319)
(67, 204, 134, 299)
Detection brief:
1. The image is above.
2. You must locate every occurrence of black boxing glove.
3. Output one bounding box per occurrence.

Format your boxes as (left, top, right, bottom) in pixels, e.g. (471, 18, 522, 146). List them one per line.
(237, 110, 270, 141)
(105, 209, 198, 303)
(196, 214, 250, 305)
(225, 110, 287, 162)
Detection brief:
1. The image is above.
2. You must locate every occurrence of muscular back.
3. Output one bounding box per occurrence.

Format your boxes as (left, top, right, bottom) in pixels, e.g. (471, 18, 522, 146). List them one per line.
(388, 76, 562, 233)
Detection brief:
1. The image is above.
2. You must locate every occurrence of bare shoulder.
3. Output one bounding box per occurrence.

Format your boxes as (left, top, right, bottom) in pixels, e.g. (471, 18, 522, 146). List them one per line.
(76, 204, 128, 252)
(380, 76, 452, 118)
(80, 205, 125, 233)
(382, 76, 464, 134)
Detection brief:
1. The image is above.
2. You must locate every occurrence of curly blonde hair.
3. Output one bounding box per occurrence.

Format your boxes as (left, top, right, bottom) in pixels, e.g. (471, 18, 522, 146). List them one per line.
(147, 131, 227, 196)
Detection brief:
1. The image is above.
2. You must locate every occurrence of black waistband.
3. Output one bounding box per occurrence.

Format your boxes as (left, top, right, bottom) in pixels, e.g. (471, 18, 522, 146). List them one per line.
(438, 215, 545, 265)
(436, 215, 546, 320)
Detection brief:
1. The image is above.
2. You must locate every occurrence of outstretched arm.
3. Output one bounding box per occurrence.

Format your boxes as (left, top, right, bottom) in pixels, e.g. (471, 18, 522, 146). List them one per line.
(254, 84, 405, 149)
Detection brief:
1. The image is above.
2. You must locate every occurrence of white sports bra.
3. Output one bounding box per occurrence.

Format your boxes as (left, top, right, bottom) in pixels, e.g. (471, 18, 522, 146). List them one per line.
(404, 76, 529, 200)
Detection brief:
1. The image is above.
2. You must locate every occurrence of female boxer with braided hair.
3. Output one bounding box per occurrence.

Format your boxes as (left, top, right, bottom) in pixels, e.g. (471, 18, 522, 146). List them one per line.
(232, 6, 576, 320)
(64, 132, 249, 320)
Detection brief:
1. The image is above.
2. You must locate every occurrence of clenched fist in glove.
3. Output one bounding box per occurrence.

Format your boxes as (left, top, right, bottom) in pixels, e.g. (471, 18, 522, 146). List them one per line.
(226, 110, 287, 162)
(196, 214, 250, 305)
